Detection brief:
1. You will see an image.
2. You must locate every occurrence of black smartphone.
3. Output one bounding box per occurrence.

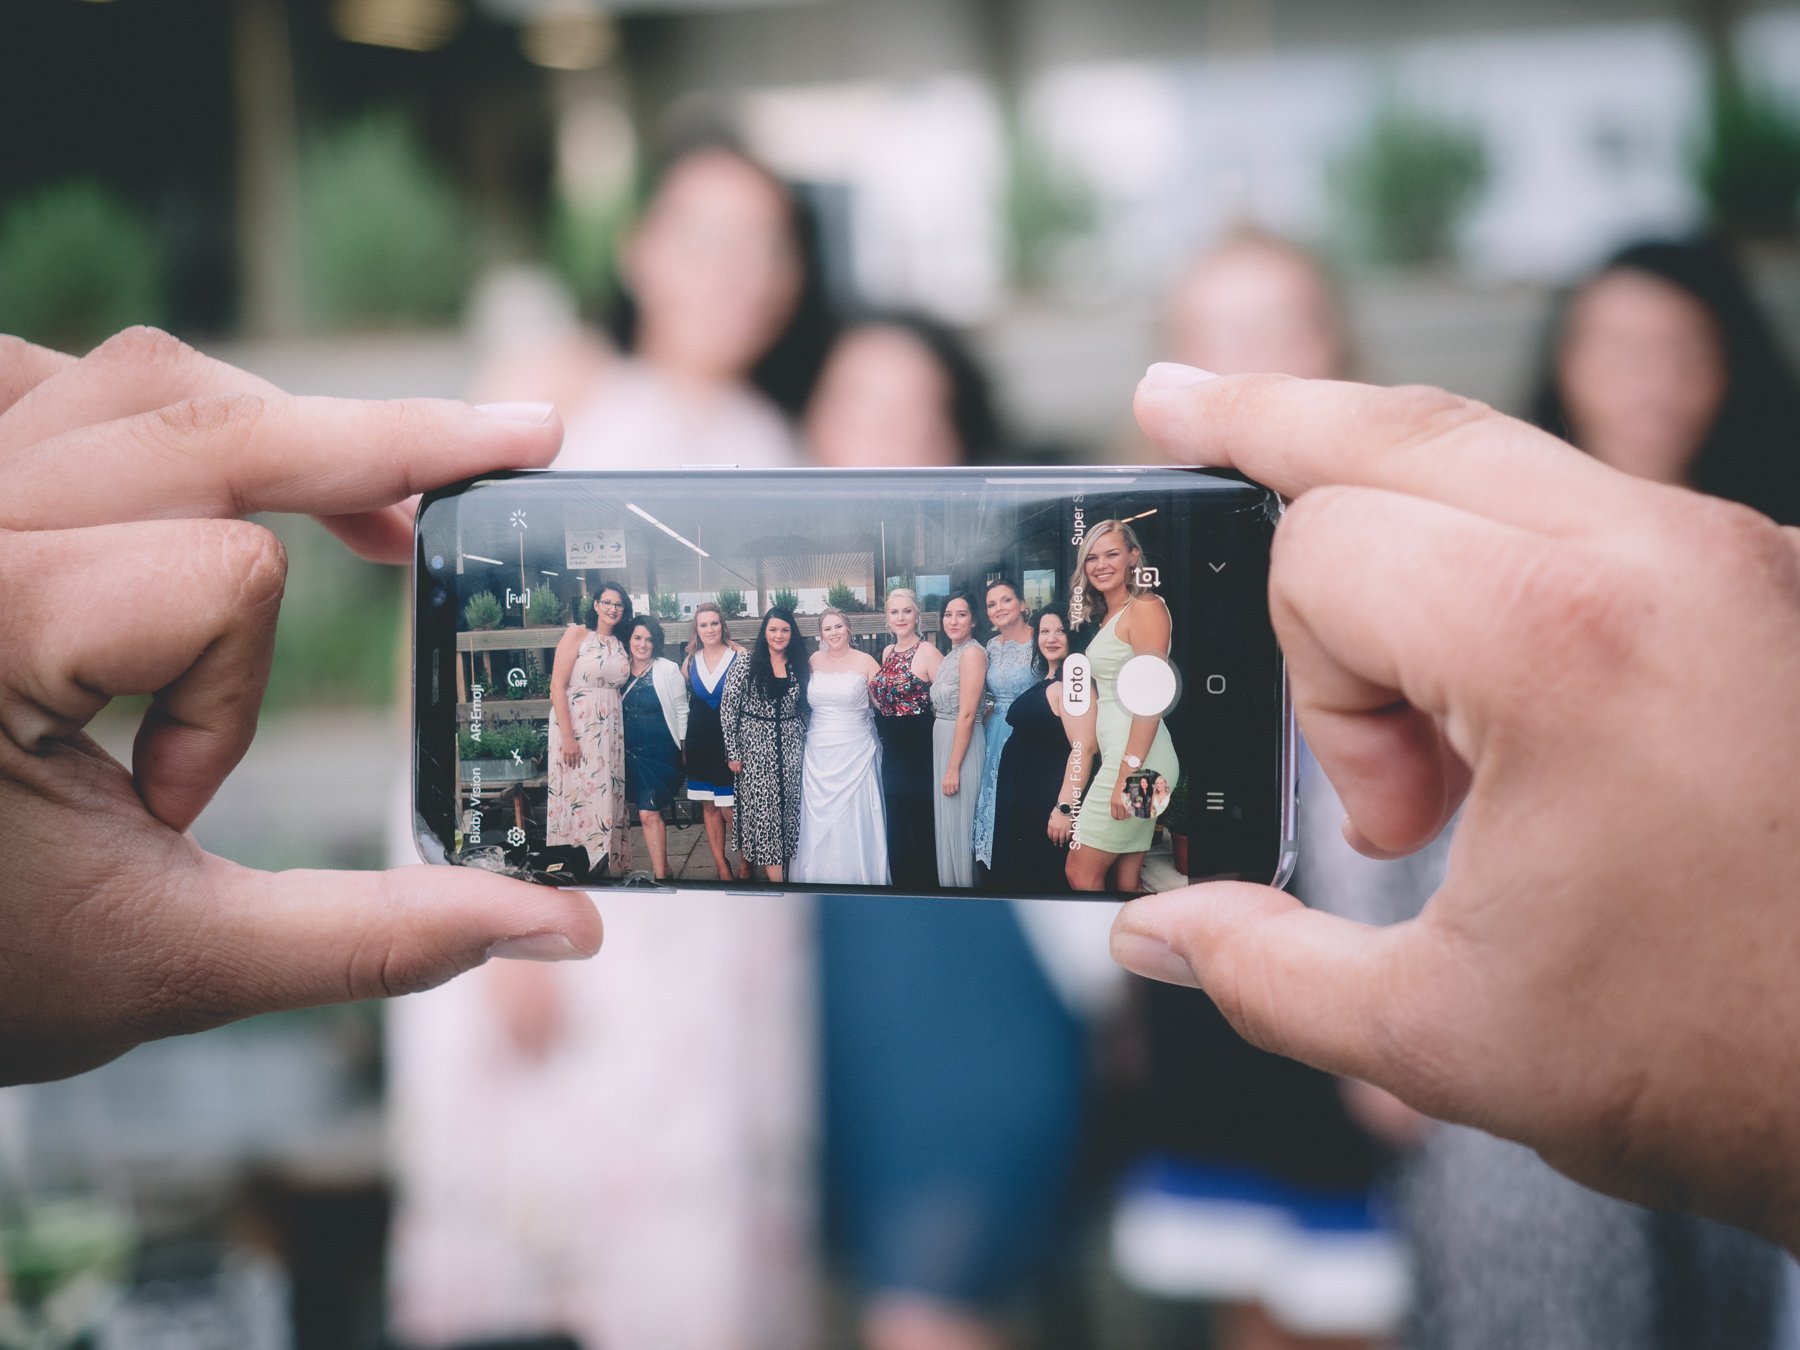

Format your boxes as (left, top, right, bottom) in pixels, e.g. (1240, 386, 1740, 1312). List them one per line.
(413, 466, 1293, 899)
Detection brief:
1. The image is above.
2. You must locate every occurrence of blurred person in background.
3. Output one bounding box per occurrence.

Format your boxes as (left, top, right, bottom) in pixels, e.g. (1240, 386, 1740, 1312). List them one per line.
(1294, 234, 1800, 1350)
(473, 135, 836, 464)
(386, 136, 831, 1350)
(808, 319, 1097, 1350)
(619, 614, 687, 883)
(1110, 232, 1405, 1350)
(1532, 237, 1800, 525)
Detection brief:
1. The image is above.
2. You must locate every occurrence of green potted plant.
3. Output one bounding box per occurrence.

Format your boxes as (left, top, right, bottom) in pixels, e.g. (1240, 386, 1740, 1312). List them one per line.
(526, 586, 565, 629)
(652, 591, 681, 620)
(773, 587, 800, 613)
(715, 587, 746, 618)
(463, 591, 503, 630)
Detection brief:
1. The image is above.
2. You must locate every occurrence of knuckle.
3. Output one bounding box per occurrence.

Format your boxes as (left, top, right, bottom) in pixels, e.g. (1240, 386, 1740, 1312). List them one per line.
(154, 391, 266, 444)
(90, 324, 195, 371)
(346, 929, 465, 1000)
(206, 519, 289, 608)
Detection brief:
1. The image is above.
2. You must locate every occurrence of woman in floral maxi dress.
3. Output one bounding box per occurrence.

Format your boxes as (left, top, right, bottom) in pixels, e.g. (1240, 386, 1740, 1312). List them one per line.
(547, 584, 633, 875)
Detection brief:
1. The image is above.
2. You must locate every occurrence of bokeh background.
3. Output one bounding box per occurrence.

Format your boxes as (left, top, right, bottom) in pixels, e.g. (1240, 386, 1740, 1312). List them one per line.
(4, 1, 1800, 1347)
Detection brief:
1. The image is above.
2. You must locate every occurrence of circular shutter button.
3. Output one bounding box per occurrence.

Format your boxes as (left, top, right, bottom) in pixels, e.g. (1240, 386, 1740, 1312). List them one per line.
(1117, 654, 1180, 718)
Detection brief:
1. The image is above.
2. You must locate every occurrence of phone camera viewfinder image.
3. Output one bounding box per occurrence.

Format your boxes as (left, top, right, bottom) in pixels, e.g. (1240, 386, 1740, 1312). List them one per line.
(414, 467, 1286, 900)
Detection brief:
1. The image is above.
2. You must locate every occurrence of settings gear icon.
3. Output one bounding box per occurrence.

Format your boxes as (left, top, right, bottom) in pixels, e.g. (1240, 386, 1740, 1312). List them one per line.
(505, 825, 527, 848)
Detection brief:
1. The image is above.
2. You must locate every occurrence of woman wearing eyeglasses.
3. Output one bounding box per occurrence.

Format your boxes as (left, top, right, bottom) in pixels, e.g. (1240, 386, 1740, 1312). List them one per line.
(547, 582, 634, 876)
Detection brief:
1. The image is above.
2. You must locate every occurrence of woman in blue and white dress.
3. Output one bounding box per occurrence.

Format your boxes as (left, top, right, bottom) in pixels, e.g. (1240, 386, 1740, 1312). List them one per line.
(791, 607, 888, 886)
(971, 578, 1038, 878)
(682, 602, 747, 881)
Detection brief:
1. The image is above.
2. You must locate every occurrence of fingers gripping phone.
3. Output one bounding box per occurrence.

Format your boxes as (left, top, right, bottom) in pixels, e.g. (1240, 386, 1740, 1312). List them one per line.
(413, 467, 1293, 900)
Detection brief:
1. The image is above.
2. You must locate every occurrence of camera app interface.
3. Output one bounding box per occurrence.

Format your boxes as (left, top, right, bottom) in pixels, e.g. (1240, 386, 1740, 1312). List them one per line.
(419, 469, 1280, 896)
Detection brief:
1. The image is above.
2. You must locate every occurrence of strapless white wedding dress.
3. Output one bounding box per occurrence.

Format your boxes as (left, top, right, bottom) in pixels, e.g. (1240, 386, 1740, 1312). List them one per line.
(792, 670, 890, 886)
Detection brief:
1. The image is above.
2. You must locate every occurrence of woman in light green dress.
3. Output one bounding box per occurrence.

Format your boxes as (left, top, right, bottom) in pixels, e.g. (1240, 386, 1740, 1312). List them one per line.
(1062, 518, 1178, 893)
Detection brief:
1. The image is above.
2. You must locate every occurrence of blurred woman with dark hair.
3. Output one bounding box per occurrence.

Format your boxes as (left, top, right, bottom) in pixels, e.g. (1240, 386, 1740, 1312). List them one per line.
(1530, 236, 1800, 524)
(474, 136, 836, 468)
(805, 312, 1002, 466)
(722, 606, 809, 883)
(810, 326, 1095, 1350)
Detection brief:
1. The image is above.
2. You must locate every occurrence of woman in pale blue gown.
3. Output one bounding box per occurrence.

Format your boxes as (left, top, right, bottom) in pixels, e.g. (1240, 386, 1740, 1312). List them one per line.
(970, 578, 1038, 879)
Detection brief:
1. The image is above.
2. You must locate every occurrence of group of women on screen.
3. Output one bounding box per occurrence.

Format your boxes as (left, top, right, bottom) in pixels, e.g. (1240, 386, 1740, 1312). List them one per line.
(545, 514, 1177, 896)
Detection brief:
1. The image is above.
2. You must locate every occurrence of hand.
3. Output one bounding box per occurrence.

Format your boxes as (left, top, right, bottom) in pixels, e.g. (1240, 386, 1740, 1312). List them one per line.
(0, 328, 602, 1085)
(728, 759, 742, 774)
(1110, 779, 1131, 820)
(1047, 808, 1072, 847)
(1111, 364, 1800, 1249)
(942, 767, 959, 797)
(560, 740, 583, 768)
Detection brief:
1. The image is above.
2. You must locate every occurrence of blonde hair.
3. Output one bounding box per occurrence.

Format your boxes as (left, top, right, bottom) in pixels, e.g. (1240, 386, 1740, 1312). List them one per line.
(816, 605, 851, 634)
(1069, 519, 1147, 630)
(685, 602, 731, 661)
(884, 587, 920, 619)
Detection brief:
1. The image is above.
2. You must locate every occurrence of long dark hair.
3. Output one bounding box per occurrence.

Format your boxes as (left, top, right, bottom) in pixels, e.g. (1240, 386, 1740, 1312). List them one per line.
(585, 582, 633, 632)
(605, 136, 837, 418)
(1529, 237, 1800, 524)
(838, 311, 1005, 463)
(747, 606, 809, 711)
(1031, 603, 1076, 679)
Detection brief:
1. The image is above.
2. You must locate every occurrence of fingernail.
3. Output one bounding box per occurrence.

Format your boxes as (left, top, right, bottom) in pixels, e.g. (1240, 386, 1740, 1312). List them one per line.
(1111, 931, 1200, 988)
(475, 400, 555, 426)
(487, 932, 587, 962)
(1140, 362, 1217, 391)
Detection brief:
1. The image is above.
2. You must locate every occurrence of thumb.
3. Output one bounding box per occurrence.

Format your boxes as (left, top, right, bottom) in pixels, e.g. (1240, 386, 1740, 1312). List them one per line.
(1112, 882, 1438, 1096)
(198, 861, 603, 1018)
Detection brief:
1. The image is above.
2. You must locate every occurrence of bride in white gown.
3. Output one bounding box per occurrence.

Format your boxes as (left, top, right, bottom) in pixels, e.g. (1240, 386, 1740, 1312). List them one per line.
(793, 608, 890, 886)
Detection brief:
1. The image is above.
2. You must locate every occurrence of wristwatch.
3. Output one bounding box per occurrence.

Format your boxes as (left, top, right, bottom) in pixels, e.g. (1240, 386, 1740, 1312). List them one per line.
(1123, 753, 1144, 770)
(1055, 802, 1073, 816)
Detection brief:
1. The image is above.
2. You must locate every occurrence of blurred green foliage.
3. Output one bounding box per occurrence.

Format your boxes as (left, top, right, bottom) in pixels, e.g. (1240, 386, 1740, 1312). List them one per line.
(527, 586, 566, 627)
(1332, 96, 1489, 267)
(826, 580, 866, 612)
(547, 190, 631, 312)
(772, 587, 800, 612)
(652, 591, 681, 619)
(259, 517, 403, 713)
(715, 587, 745, 617)
(1004, 110, 1098, 291)
(0, 180, 165, 351)
(299, 111, 473, 329)
(1696, 76, 1800, 238)
(459, 719, 545, 762)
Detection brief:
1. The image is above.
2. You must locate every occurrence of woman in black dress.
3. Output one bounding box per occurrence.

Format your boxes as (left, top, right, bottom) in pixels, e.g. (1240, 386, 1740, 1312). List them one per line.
(721, 607, 809, 882)
(620, 615, 688, 880)
(868, 585, 941, 891)
(990, 605, 1086, 894)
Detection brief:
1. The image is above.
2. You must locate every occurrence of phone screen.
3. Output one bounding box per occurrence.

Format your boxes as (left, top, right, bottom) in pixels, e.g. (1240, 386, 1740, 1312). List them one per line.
(414, 467, 1291, 898)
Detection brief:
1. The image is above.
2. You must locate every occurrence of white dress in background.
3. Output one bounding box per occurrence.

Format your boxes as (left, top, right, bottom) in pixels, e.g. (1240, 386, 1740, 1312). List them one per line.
(386, 362, 816, 1350)
(791, 670, 889, 887)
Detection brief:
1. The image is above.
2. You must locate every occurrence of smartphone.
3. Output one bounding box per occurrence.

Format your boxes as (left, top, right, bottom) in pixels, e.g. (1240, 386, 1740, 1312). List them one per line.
(413, 466, 1293, 899)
